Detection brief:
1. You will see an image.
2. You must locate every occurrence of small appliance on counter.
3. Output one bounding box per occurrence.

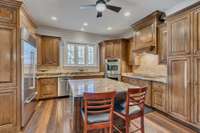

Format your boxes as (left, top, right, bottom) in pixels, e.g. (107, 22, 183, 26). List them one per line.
(21, 27, 37, 128)
(105, 59, 121, 80)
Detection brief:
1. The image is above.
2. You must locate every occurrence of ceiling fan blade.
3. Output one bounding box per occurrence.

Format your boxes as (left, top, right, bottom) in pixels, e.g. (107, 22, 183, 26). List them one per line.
(80, 4, 96, 9)
(97, 12, 102, 18)
(106, 5, 121, 13)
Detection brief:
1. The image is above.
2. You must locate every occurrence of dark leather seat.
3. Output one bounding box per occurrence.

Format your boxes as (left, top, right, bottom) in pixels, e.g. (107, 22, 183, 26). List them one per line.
(81, 110, 109, 124)
(115, 102, 141, 115)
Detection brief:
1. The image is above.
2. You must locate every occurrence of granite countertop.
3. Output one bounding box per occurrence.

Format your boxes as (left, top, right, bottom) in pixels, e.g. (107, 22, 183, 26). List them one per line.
(36, 72, 105, 79)
(122, 73, 167, 84)
(68, 78, 140, 97)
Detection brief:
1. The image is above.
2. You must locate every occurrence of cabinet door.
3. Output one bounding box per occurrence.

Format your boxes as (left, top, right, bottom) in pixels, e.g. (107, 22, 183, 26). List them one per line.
(38, 78, 58, 99)
(99, 42, 105, 72)
(168, 57, 191, 121)
(168, 13, 191, 56)
(128, 37, 135, 65)
(135, 24, 155, 50)
(158, 24, 167, 64)
(41, 36, 60, 66)
(105, 41, 113, 59)
(194, 56, 200, 126)
(152, 82, 167, 112)
(194, 8, 200, 56)
(0, 25, 16, 87)
(0, 90, 16, 133)
(113, 40, 121, 58)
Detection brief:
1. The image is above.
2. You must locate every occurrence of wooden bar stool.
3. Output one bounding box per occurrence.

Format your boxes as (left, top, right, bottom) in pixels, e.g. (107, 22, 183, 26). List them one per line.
(114, 87, 147, 133)
(82, 91, 116, 133)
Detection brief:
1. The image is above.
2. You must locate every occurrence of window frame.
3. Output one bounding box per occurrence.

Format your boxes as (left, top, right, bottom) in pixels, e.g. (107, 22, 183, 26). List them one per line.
(63, 42, 98, 67)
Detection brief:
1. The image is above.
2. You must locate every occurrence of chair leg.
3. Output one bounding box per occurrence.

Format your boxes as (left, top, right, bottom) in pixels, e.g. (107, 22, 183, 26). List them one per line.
(141, 115, 144, 133)
(125, 120, 130, 133)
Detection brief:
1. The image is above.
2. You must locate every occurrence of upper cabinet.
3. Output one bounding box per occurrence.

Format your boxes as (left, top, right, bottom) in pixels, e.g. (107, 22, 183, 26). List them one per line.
(39, 35, 61, 66)
(158, 23, 167, 64)
(104, 39, 127, 59)
(167, 12, 191, 56)
(132, 11, 165, 54)
(99, 39, 129, 73)
(127, 37, 136, 65)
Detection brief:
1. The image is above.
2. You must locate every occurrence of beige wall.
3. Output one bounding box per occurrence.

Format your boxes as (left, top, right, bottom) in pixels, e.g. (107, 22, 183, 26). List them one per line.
(132, 53, 167, 76)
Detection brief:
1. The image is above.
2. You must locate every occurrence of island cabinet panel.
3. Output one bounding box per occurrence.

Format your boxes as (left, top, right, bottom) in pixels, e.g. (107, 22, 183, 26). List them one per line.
(167, 12, 191, 57)
(168, 57, 191, 122)
(152, 82, 167, 112)
(40, 36, 60, 66)
(0, 90, 16, 133)
(37, 78, 58, 99)
(194, 7, 200, 56)
(0, 25, 16, 87)
(194, 56, 200, 127)
(158, 23, 167, 64)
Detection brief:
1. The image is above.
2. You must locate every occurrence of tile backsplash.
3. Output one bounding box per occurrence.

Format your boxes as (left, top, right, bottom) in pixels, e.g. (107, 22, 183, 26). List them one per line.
(132, 53, 167, 76)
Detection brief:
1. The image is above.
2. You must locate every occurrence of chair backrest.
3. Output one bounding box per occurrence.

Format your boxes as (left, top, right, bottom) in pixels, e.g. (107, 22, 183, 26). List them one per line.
(83, 91, 116, 123)
(125, 87, 147, 115)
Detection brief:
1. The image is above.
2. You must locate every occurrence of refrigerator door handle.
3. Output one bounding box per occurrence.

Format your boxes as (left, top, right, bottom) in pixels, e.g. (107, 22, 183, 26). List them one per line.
(24, 92, 38, 104)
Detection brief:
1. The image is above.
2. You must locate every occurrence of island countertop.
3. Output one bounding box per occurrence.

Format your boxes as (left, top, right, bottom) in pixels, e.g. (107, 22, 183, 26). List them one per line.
(68, 78, 140, 97)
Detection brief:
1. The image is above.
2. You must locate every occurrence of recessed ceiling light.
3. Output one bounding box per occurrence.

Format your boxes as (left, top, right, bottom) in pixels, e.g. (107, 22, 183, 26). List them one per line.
(51, 16, 57, 21)
(107, 27, 112, 31)
(124, 11, 131, 17)
(83, 22, 88, 26)
(81, 27, 85, 31)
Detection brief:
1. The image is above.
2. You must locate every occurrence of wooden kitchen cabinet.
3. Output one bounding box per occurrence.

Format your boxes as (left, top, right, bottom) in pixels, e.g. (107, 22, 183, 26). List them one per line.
(113, 40, 121, 58)
(158, 23, 167, 64)
(0, 1, 21, 132)
(40, 35, 60, 66)
(152, 82, 167, 112)
(122, 77, 152, 106)
(132, 11, 164, 54)
(194, 56, 200, 127)
(194, 7, 200, 56)
(99, 42, 105, 72)
(37, 78, 58, 99)
(167, 12, 191, 56)
(127, 37, 136, 65)
(168, 57, 191, 122)
(105, 40, 114, 58)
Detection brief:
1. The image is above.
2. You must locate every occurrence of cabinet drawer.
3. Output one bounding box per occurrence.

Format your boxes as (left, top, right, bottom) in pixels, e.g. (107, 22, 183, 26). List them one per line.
(0, 7, 16, 24)
(37, 78, 58, 99)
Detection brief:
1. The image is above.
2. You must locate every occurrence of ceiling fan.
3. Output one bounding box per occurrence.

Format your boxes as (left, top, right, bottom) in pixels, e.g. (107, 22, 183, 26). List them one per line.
(80, 0, 122, 18)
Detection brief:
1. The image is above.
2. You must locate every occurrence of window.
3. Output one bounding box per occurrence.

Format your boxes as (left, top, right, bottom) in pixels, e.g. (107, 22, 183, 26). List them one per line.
(63, 42, 98, 66)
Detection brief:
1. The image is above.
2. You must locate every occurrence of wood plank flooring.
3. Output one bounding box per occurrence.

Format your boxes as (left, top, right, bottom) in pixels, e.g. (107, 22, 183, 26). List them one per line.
(22, 98, 197, 133)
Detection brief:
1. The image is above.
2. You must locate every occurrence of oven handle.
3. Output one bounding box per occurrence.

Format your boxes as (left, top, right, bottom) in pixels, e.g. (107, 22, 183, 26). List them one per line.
(25, 92, 38, 104)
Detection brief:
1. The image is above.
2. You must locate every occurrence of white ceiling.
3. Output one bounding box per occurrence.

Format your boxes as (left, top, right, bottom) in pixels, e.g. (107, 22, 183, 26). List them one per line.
(24, 0, 188, 36)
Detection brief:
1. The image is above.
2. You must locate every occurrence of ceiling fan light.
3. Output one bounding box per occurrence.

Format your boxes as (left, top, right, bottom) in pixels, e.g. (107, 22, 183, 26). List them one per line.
(96, 3, 106, 12)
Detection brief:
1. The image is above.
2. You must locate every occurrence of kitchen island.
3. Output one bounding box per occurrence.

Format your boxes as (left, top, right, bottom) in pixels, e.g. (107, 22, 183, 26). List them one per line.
(68, 78, 139, 133)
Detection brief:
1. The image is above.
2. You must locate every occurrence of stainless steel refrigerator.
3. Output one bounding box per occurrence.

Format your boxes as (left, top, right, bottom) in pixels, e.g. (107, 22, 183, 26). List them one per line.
(21, 28, 37, 127)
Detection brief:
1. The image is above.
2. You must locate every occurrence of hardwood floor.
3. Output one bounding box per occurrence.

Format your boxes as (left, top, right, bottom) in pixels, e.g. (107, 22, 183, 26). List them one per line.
(22, 98, 197, 133)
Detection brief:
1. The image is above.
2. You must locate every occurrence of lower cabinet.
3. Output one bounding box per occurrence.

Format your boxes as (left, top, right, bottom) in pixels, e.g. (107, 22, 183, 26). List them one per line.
(168, 57, 191, 122)
(122, 76, 168, 112)
(122, 77, 152, 106)
(37, 78, 58, 99)
(152, 82, 167, 112)
(0, 90, 16, 133)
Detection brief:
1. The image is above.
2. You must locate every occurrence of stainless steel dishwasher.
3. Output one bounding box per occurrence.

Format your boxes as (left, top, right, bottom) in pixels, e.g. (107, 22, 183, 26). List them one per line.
(58, 77, 70, 97)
